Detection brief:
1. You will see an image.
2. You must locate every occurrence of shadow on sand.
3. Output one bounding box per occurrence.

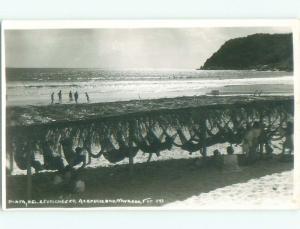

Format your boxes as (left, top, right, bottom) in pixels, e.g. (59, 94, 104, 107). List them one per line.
(6, 157, 293, 208)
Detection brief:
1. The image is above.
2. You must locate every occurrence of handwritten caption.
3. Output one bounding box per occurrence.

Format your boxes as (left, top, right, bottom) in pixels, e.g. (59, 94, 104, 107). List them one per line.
(8, 198, 164, 207)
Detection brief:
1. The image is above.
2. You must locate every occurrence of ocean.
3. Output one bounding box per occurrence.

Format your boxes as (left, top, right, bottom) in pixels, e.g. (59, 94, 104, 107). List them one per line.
(6, 68, 293, 106)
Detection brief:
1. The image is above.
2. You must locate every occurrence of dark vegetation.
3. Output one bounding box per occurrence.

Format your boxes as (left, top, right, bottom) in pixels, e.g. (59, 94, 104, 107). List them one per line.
(200, 33, 293, 71)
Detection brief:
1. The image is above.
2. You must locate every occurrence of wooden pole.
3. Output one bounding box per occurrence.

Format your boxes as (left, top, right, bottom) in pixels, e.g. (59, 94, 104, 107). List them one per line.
(259, 112, 264, 157)
(201, 117, 207, 158)
(129, 152, 134, 177)
(26, 148, 32, 201)
(9, 145, 14, 175)
(128, 121, 134, 178)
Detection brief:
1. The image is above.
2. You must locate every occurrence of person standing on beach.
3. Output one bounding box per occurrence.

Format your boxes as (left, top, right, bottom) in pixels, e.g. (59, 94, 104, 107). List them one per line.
(69, 91, 73, 102)
(74, 91, 79, 104)
(58, 90, 62, 103)
(223, 147, 241, 171)
(242, 121, 263, 164)
(85, 92, 90, 103)
(51, 92, 54, 104)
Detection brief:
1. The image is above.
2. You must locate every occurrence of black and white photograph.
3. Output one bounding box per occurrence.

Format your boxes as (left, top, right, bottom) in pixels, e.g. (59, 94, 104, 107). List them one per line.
(1, 20, 298, 209)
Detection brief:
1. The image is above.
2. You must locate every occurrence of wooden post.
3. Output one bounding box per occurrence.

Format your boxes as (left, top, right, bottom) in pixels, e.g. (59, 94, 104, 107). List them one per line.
(128, 121, 134, 178)
(26, 148, 33, 201)
(8, 144, 14, 175)
(259, 141, 264, 155)
(259, 112, 264, 157)
(129, 152, 134, 177)
(201, 117, 207, 158)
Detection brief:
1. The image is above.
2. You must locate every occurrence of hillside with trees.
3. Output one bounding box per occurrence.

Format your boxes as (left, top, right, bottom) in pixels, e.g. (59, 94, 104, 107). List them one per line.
(200, 33, 293, 71)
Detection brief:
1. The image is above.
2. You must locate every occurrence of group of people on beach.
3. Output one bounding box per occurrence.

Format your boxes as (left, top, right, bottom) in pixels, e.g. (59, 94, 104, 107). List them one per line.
(193, 119, 294, 171)
(51, 90, 90, 104)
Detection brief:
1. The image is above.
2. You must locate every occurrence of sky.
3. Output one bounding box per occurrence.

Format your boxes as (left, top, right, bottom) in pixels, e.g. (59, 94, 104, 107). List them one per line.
(5, 27, 292, 69)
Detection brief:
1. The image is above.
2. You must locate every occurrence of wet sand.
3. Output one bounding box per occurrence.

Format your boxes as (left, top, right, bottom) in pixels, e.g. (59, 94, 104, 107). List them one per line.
(220, 84, 293, 95)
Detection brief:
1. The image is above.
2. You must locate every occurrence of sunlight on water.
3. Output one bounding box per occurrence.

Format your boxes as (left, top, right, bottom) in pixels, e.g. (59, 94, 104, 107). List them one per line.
(6, 68, 293, 106)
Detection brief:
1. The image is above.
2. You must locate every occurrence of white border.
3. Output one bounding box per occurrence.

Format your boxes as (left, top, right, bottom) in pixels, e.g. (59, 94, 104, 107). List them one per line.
(1, 19, 299, 211)
(1, 19, 297, 29)
(1, 21, 7, 210)
(294, 20, 300, 203)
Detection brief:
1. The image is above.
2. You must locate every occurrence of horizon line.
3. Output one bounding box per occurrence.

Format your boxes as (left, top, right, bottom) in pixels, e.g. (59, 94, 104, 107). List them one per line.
(5, 67, 201, 70)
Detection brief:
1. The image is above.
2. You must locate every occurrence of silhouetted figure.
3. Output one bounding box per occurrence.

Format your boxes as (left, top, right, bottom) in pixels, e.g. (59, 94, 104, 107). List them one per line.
(279, 121, 294, 162)
(213, 149, 224, 170)
(15, 142, 43, 172)
(53, 165, 86, 193)
(69, 91, 73, 102)
(51, 92, 54, 104)
(58, 90, 62, 103)
(282, 121, 293, 154)
(242, 121, 263, 164)
(41, 141, 64, 171)
(85, 92, 90, 103)
(59, 138, 86, 168)
(227, 146, 234, 155)
(74, 91, 79, 104)
(223, 147, 241, 171)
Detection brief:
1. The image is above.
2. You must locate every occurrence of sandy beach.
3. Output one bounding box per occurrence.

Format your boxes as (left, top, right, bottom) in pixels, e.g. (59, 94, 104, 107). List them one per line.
(6, 156, 294, 208)
(164, 170, 297, 209)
